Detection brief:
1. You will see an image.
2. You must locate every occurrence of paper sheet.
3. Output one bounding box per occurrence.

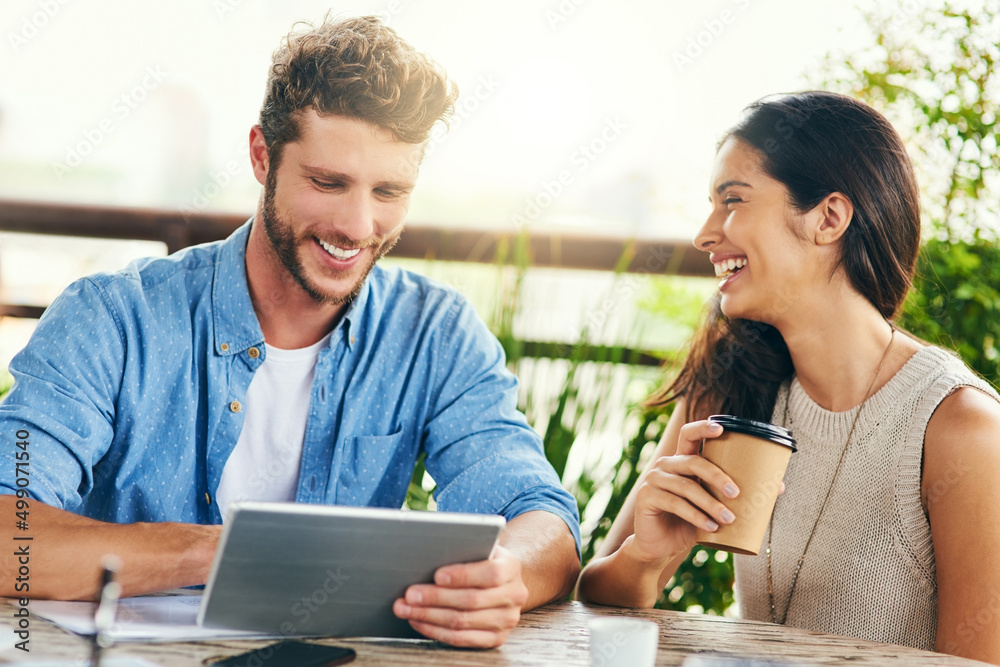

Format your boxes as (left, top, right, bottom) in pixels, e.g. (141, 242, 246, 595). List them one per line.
(28, 595, 276, 643)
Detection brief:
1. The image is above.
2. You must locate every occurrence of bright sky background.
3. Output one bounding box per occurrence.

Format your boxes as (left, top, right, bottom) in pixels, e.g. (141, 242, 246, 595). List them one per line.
(0, 0, 889, 239)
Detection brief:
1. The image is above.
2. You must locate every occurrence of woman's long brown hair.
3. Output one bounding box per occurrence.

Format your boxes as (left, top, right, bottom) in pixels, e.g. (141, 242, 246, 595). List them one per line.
(646, 92, 921, 423)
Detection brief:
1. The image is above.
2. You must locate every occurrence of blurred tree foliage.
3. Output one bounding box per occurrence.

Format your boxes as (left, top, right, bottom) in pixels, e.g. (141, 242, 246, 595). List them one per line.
(821, 0, 1000, 385)
(820, 0, 1000, 239)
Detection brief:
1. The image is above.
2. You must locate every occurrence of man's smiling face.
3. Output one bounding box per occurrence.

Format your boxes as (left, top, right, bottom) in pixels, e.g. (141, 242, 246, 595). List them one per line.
(258, 109, 423, 305)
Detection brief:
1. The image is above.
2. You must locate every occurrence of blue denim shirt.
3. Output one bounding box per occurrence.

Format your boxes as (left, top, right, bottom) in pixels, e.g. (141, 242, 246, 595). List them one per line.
(0, 222, 580, 552)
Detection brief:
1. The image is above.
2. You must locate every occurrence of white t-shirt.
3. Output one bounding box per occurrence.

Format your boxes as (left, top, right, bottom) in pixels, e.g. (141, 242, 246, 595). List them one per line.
(216, 333, 330, 520)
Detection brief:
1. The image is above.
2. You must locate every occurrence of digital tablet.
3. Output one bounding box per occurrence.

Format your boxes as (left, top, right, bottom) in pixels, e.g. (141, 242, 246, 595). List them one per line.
(197, 502, 505, 639)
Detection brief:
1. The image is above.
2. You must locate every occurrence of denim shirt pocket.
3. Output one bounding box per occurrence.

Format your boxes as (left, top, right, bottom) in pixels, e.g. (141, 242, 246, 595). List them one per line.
(334, 428, 408, 506)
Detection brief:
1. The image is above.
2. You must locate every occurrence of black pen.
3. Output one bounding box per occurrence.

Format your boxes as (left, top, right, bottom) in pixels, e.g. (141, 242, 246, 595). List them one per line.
(91, 555, 122, 667)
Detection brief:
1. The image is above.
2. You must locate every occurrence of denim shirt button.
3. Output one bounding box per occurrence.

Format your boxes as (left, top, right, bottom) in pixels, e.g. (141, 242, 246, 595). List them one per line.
(229, 400, 242, 413)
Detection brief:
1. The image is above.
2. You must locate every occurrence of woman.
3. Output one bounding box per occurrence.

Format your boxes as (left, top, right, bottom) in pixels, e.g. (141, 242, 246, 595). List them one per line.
(577, 91, 1000, 664)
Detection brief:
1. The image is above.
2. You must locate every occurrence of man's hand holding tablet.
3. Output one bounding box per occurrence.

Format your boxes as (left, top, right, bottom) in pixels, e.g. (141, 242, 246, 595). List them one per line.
(393, 509, 580, 648)
(394, 544, 528, 648)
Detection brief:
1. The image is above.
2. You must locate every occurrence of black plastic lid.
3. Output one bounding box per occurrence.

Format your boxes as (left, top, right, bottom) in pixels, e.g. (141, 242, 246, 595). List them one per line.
(707, 414, 797, 452)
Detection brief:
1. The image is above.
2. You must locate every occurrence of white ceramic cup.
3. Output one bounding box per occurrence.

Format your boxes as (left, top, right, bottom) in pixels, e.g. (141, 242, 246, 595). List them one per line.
(588, 617, 659, 667)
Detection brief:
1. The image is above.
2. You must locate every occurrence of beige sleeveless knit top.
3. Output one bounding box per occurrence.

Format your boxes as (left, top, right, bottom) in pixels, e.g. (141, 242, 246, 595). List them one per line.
(734, 345, 999, 649)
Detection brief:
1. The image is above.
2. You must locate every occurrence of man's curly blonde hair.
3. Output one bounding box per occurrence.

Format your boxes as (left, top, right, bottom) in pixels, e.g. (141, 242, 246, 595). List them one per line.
(259, 15, 458, 166)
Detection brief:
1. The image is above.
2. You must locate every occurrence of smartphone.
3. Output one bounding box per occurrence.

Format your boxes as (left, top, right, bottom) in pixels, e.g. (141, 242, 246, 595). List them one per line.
(208, 640, 356, 667)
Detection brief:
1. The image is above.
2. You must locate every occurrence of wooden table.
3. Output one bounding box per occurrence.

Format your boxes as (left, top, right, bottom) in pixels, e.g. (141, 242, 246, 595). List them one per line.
(1, 600, 990, 666)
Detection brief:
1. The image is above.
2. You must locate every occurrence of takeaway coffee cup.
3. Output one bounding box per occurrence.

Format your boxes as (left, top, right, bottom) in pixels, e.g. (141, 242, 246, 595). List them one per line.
(694, 415, 796, 555)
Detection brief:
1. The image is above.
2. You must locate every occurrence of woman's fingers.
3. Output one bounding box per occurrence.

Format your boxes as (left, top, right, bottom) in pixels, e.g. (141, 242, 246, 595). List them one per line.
(639, 467, 735, 530)
(675, 419, 725, 456)
(651, 450, 740, 502)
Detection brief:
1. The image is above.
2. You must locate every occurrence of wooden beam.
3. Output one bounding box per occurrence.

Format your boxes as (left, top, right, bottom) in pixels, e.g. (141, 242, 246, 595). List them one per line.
(0, 199, 712, 274)
(0, 199, 713, 319)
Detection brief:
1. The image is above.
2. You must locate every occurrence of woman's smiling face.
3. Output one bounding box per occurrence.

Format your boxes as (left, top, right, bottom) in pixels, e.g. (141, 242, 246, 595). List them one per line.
(694, 137, 813, 325)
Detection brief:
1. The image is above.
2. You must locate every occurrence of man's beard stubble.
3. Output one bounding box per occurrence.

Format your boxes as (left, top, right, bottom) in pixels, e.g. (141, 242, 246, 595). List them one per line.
(259, 173, 401, 306)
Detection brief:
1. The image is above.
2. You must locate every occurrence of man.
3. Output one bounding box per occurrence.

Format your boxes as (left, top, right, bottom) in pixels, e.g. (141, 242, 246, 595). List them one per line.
(0, 16, 580, 648)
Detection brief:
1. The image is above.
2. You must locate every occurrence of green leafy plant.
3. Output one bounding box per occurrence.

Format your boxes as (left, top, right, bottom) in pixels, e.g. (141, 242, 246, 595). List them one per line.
(901, 237, 1000, 385)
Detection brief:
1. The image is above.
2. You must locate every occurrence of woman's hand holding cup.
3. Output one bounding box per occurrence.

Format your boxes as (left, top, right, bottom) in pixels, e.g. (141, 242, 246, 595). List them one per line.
(628, 419, 739, 565)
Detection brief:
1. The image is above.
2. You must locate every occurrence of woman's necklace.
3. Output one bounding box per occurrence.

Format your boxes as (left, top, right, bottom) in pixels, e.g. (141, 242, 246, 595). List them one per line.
(766, 327, 896, 625)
